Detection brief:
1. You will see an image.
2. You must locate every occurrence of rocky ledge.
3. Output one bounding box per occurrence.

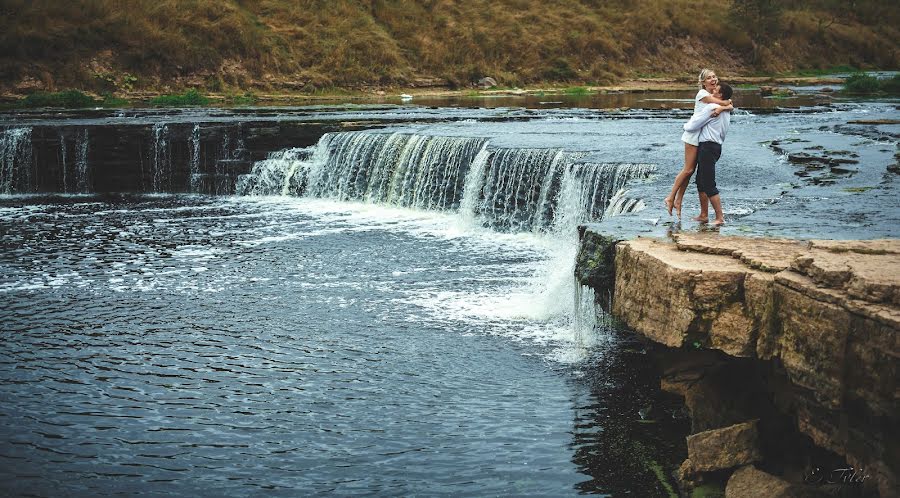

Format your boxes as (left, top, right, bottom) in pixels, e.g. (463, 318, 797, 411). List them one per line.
(576, 230, 898, 497)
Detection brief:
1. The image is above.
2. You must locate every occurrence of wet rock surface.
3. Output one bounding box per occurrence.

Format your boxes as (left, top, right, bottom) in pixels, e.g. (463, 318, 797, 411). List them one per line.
(595, 230, 898, 497)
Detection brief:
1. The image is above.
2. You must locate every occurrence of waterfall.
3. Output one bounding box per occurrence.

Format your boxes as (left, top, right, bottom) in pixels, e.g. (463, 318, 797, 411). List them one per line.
(237, 131, 654, 231)
(236, 147, 314, 196)
(0, 128, 33, 194)
(151, 124, 170, 192)
(573, 282, 599, 348)
(58, 132, 68, 193)
(604, 189, 647, 217)
(189, 124, 201, 192)
(75, 129, 90, 193)
(303, 132, 489, 211)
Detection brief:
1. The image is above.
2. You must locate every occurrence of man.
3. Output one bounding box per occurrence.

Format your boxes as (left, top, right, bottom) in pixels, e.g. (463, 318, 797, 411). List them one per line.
(682, 83, 733, 226)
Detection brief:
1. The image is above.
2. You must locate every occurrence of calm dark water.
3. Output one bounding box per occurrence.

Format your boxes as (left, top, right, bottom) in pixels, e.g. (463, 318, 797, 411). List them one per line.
(0, 195, 685, 496)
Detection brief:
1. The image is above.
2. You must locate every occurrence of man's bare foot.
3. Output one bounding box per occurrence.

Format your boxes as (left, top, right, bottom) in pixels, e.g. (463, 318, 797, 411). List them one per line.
(712, 218, 725, 226)
(664, 197, 674, 216)
(692, 215, 708, 223)
(674, 201, 683, 218)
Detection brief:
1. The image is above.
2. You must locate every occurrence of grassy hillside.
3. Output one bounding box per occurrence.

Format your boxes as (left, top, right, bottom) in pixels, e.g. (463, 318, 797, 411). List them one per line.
(1, 0, 897, 94)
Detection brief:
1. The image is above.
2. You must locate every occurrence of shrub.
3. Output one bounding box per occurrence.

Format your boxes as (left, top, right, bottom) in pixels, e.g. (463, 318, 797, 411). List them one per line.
(843, 72, 880, 94)
(21, 90, 97, 108)
(150, 89, 210, 106)
(880, 74, 900, 95)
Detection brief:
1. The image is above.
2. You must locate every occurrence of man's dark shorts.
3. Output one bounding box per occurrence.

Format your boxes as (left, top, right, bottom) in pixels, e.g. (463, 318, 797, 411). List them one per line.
(696, 141, 722, 197)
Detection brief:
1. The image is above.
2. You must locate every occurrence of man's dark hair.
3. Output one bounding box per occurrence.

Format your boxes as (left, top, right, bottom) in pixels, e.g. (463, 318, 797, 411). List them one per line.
(720, 83, 733, 100)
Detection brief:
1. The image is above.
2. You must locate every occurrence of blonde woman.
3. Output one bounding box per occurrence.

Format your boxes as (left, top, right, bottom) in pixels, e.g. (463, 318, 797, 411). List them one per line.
(665, 69, 733, 217)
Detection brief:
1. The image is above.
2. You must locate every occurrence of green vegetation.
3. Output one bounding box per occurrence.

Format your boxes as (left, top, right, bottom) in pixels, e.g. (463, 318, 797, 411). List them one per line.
(0, 1, 897, 92)
(690, 483, 726, 498)
(779, 65, 857, 77)
(20, 90, 97, 108)
(150, 89, 209, 106)
(100, 93, 129, 107)
(844, 73, 882, 94)
(844, 186, 875, 193)
(563, 86, 591, 96)
(843, 73, 900, 95)
(225, 92, 259, 106)
(646, 458, 679, 498)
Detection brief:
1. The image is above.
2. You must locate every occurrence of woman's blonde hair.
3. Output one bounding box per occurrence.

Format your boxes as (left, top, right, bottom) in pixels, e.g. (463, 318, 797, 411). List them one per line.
(698, 68, 715, 88)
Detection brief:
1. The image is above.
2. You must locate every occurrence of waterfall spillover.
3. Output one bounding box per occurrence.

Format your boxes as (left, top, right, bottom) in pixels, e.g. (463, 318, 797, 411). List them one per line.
(151, 124, 170, 192)
(238, 131, 653, 231)
(189, 124, 201, 192)
(0, 128, 34, 194)
(58, 132, 68, 193)
(75, 129, 90, 193)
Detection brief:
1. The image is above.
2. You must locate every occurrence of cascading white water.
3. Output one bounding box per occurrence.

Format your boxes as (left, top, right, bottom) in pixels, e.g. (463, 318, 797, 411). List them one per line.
(302, 132, 489, 211)
(238, 131, 653, 230)
(75, 129, 90, 193)
(236, 130, 655, 350)
(189, 124, 201, 192)
(236, 147, 314, 196)
(151, 124, 170, 192)
(58, 132, 68, 193)
(0, 128, 33, 194)
(573, 282, 600, 348)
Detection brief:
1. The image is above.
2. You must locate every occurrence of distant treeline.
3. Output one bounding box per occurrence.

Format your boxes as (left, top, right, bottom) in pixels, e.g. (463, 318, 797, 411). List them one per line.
(1, 0, 897, 92)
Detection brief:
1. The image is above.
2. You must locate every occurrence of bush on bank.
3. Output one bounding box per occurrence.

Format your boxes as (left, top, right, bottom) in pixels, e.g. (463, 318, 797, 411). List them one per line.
(843, 73, 900, 95)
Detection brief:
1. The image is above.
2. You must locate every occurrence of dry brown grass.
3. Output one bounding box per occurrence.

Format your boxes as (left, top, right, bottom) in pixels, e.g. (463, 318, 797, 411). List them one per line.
(1, 0, 897, 92)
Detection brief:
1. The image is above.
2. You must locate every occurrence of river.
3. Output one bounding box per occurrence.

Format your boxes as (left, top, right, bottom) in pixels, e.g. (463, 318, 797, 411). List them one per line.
(0, 91, 897, 495)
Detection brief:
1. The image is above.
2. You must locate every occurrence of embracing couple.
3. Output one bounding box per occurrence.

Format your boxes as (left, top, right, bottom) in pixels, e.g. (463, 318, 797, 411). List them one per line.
(664, 69, 734, 226)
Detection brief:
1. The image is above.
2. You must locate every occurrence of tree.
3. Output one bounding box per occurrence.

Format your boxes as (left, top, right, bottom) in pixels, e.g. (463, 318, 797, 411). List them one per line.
(729, 0, 784, 64)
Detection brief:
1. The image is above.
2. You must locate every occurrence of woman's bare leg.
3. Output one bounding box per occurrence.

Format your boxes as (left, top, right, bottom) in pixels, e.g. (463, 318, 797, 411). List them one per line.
(665, 143, 698, 217)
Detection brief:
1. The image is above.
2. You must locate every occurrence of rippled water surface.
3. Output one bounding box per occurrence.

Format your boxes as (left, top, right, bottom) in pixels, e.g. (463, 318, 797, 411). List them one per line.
(0, 195, 685, 496)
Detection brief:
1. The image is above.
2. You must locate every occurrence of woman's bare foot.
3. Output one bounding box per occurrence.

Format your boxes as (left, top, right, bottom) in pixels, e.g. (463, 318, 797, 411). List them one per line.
(692, 215, 708, 223)
(664, 197, 674, 216)
(712, 218, 726, 226)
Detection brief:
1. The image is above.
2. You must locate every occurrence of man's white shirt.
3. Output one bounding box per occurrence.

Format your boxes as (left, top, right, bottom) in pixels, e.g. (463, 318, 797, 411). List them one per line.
(683, 103, 731, 144)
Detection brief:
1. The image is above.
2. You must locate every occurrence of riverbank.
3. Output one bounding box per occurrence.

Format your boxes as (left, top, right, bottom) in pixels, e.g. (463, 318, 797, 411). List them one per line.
(0, 75, 856, 108)
(575, 229, 898, 497)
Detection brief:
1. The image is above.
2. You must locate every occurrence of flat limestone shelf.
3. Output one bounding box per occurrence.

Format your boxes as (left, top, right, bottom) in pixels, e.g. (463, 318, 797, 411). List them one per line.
(577, 229, 898, 497)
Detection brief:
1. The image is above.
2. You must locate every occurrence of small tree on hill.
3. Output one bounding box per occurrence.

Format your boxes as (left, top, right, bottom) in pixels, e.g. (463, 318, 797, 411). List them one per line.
(729, 0, 784, 65)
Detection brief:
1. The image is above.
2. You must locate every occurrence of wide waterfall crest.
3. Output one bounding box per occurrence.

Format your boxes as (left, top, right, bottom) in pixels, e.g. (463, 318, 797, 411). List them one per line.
(237, 130, 655, 232)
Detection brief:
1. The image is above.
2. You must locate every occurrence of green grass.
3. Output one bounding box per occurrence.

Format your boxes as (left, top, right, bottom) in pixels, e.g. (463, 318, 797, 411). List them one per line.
(20, 90, 98, 108)
(100, 93, 129, 107)
(150, 89, 210, 106)
(224, 92, 258, 106)
(779, 65, 857, 77)
(563, 86, 591, 95)
(844, 186, 874, 193)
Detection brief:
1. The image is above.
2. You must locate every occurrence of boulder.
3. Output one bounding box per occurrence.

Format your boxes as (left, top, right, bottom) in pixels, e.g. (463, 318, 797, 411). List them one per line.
(477, 77, 498, 89)
(686, 420, 763, 472)
(725, 466, 795, 498)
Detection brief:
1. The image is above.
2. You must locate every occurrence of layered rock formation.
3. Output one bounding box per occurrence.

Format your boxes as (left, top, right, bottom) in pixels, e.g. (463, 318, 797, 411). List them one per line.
(577, 230, 898, 497)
